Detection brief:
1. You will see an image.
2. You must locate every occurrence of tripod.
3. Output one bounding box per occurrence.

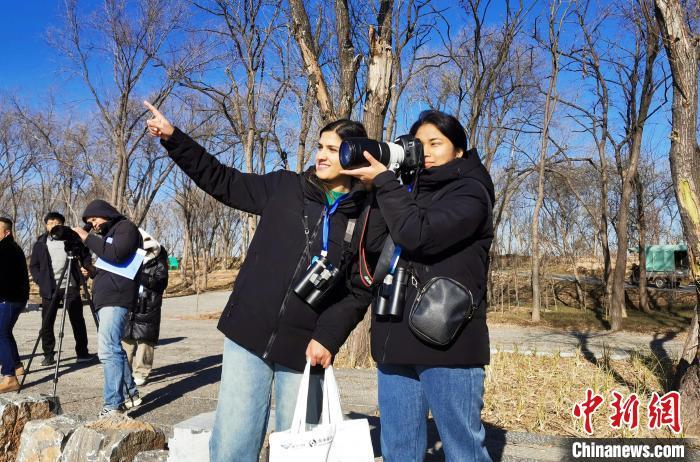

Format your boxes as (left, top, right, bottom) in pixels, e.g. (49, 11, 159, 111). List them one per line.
(18, 247, 136, 405)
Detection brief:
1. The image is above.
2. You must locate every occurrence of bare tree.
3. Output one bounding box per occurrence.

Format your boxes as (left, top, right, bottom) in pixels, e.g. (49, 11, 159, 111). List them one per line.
(608, 0, 662, 330)
(530, 0, 570, 322)
(52, 0, 186, 214)
(655, 0, 700, 436)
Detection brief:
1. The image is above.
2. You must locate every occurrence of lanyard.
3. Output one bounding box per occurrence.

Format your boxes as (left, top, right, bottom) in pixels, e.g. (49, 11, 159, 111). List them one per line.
(388, 184, 413, 274)
(321, 194, 347, 257)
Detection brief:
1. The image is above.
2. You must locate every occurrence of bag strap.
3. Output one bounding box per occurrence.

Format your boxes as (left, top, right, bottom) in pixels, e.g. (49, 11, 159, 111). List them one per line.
(320, 365, 344, 424)
(290, 361, 312, 434)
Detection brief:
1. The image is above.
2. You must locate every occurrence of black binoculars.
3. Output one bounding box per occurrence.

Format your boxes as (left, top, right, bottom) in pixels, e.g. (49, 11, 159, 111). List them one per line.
(372, 266, 408, 318)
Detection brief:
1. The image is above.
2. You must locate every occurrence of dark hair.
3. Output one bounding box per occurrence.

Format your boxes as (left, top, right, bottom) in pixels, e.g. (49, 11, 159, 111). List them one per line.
(319, 119, 367, 140)
(409, 110, 468, 154)
(44, 212, 66, 224)
(0, 216, 13, 232)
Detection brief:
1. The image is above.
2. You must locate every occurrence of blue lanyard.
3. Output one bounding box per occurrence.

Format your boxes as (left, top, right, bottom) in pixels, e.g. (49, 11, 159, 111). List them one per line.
(321, 194, 347, 256)
(388, 185, 413, 274)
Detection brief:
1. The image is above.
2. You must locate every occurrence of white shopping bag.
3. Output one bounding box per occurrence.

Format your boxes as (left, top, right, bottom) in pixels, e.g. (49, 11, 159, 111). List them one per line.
(269, 361, 375, 462)
(323, 365, 375, 462)
(269, 361, 335, 462)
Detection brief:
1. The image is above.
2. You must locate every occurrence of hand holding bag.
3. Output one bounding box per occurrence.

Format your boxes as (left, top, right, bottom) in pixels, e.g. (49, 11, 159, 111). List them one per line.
(408, 276, 476, 347)
(269, 362, 375, 462)
(269, 361, 335, 462)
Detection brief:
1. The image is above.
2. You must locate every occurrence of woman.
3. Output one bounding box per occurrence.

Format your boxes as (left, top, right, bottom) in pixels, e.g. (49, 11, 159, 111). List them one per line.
(342, 110, 494, 461)
(122, 229, 169, 390)
(144, 101, 380, 462)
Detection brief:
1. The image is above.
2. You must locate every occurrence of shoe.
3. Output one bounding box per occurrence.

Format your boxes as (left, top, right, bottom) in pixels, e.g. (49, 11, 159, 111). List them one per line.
(76, 353, 96, 363)
(15, 362, 25, 377)
(98, 404, 127, 419)
(0, 375, 20, 393)
(41, 356, 56, 366)
(134, 376, 147, 386)
(124, 392, 142, 409)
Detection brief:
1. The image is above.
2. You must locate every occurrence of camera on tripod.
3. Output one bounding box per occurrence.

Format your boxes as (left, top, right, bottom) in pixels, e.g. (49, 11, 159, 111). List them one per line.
(49, 223, 91, 253)
(373, 266, 408, 318)
(293, 256, 342, 309)
(339, 135, 424, 172)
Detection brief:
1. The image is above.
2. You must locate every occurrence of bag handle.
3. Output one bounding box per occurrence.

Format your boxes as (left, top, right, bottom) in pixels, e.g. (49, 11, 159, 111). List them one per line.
(289, 361, 312, 434)
(320, 365, 344, 425)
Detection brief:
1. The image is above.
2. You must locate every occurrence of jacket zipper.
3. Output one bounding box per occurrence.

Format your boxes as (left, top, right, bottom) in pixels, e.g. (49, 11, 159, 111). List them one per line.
(262, 210, 324, 360)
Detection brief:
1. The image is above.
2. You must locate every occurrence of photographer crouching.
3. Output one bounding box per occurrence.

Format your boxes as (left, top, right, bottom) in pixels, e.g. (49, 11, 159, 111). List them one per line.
(71, 200, 142, 417)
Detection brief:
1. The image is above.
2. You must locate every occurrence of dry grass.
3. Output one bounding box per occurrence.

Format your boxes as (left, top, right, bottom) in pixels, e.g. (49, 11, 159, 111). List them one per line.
(483, 350, 684, 437)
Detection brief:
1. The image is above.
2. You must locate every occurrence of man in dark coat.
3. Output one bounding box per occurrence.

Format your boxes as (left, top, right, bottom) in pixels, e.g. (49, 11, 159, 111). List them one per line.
(122, 228, 169, 386)
(29, 212, 93, 366)
(0, 217, 29, 393)
(72, 200, 142, 417)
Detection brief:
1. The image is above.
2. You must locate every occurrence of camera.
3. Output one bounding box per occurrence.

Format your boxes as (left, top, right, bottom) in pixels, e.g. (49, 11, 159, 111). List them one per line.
(50, 223, 91, 253)
(293, 256, 342, 308)
(372, 266, 408, 318)
(340, 135, 423, 172)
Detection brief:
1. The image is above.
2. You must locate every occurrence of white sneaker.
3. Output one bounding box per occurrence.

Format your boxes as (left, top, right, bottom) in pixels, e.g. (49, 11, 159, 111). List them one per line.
(134, 376, 147, 386)
(124, 393, 142, 409)
(98, 405, 126, 418)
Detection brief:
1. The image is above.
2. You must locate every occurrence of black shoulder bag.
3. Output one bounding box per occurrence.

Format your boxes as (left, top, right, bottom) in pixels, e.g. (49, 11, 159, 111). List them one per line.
(407, 180, 492, 347)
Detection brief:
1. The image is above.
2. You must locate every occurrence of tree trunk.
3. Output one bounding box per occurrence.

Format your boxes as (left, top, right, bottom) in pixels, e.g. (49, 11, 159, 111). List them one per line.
(655, 0, 700, 436)
(362, 3, 393, 140)
(636, 173, 652, 313)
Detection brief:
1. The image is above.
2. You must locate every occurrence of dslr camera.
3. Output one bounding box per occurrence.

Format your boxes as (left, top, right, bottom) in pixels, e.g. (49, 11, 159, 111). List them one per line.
(293, 256, 342, 309)
(50, 223, 91, 253)
(340, 135, 423, 172)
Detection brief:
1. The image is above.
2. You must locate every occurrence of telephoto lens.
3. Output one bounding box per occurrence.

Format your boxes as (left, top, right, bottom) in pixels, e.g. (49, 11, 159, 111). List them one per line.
(339, 138, 405, 169)
(388, 266, 408, 317)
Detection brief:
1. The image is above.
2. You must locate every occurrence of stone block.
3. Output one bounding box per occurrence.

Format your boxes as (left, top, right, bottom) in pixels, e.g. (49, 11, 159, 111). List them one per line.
(0, 394, 59, 462)
(16, 415, 84, 462)
(133, 450, 169, 462)
(60, 414, 166, 462)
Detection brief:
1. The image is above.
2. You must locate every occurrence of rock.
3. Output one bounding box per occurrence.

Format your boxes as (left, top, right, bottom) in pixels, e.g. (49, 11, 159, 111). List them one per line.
(167, 412, 214, 462)
(0, 394, 59, 462)
(168, 411, 276, 462)
(133, 450, 169, 462)
(60, 414, 166, 462)
(16, 415, 84, 462)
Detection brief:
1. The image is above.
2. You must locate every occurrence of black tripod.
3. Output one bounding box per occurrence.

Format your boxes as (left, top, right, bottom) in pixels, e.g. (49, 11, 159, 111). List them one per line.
(18, 248, 136, 404)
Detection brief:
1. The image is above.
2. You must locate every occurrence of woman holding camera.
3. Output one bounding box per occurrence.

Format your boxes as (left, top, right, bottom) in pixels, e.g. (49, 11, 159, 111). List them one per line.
(144, 101, 382, 462)
(342, 110, 494, 461)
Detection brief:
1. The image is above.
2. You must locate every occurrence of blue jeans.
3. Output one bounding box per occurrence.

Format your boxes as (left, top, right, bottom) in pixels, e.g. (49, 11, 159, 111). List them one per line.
(378, 364, 491, 462)
(209, 338, 322, 462)
(97, 306, 137, 409)
(0, 302, 23, 376)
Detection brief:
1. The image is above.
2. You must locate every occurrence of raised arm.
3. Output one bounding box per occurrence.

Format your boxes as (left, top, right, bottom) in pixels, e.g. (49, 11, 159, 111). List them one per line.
(144, 101, 284, 215)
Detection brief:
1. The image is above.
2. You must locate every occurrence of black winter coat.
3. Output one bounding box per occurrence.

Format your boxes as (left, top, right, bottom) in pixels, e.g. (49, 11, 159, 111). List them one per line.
(162, 128, 383, 371)
(370, 152, 494, 367)
(29, 233, 92, 299)
(0, 235, 29, 304)
(82, 200, 143, 311)
(124, 247, 169, 343)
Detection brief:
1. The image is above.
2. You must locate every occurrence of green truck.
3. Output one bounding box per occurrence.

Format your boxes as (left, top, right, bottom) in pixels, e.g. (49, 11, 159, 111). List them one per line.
(630, 244, 689, 288)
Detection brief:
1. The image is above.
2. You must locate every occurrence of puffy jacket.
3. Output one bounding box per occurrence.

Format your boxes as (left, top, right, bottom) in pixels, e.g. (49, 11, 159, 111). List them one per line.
(124, 246, 169, 343)
(161, 128, 384, 371)
(370, 151, 494, 366)
(82, 200, 143, 311)
(0, 235, 29, 304)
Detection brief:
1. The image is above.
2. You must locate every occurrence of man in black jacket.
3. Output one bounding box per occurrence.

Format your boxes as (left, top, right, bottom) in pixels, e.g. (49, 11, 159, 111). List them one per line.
(29, 212, 93, 366)
(0, 217, 29, 393)
(72, 200, 142, 417)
